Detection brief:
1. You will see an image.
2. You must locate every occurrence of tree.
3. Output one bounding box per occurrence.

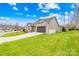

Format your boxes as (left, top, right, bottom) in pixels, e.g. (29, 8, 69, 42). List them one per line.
(14, 22, 20, 31)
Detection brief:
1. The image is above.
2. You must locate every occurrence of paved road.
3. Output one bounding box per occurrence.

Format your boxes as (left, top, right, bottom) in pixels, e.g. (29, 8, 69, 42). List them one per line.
(0, 32, 42, 44)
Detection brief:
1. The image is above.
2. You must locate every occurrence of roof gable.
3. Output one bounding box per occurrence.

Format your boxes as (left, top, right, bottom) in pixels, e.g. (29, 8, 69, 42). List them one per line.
(26, 16, 60, 27)
(36, 16, 60, 26)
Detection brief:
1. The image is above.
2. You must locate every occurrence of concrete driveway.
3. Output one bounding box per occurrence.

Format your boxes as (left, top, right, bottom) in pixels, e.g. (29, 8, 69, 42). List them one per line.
(0, 32, 42, 44)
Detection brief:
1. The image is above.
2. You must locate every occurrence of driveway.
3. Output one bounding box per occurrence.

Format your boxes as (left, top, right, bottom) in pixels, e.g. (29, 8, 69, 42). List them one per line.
(0, 32, 42, 44)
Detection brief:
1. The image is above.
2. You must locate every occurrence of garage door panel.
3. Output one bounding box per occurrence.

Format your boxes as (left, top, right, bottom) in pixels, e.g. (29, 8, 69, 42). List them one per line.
(37, 26, 46, 33)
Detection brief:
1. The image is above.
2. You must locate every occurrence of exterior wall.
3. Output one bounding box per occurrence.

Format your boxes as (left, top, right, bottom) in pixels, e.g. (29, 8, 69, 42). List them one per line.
(35, 21, 49, 34)
(75, 24, 79, 29)
(27, 26, 32, 32)
(47, 18, 61, 34)
(26, 17, 61, 34)
(25, 24, 32, 32)
(48, 29, 56, 34)
(34, 17, 61, 34)
(49, 18, 59, 30)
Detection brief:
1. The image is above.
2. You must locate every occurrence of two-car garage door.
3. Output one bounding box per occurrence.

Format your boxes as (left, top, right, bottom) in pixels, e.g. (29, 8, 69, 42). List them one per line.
(37, 26, 46, 33)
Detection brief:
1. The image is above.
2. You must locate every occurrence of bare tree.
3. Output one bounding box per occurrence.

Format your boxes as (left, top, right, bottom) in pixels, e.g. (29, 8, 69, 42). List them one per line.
(14, 22, 20, 31)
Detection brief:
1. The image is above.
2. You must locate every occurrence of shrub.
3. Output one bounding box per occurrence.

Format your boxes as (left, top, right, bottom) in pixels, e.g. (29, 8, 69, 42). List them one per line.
(23, 28, 26, 32)
(62, 27, 66, 31)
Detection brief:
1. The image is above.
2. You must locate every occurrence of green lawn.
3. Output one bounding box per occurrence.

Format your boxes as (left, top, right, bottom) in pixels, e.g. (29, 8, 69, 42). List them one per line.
(0, 30, 79, 56)
(1, 31, 26, 37)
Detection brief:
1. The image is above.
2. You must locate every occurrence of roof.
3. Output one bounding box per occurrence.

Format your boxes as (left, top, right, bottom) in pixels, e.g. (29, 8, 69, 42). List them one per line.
(39, 15, 55, 19)
(26, 15, 60, 27)
(26, 23, 35, 26)
(36, 16, 55, 23)
(36, 16, 60, 27)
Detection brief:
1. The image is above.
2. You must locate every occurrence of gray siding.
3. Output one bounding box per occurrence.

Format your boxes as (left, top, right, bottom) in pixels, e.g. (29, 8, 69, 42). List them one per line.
(26, 16, 61, 34)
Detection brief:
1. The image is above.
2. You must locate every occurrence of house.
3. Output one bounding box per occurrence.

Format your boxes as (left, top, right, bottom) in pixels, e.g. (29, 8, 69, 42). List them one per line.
(25, 16, 62, 34)
(0, 23, 23, 32)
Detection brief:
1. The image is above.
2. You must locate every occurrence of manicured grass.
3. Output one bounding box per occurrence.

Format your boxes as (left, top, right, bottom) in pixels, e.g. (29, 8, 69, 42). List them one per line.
(1, 31, 26, 37)
(0, 30, 79, 56)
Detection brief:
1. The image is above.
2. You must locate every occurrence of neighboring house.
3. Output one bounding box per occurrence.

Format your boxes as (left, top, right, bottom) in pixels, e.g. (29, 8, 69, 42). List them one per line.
(26, 16, 62, 34)
(0, 24, 23, 32)
(74, 24, 79, 29)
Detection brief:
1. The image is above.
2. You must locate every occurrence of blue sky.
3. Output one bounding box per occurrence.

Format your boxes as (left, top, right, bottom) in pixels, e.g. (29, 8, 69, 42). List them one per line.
(0, 3, 75, 26)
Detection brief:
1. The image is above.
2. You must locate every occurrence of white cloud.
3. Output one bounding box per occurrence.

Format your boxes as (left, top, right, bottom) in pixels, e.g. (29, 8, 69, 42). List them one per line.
(24, 7, 28, 11)
(45, 3, 60, 10)
(38, 3, 60, 13)
(33, 15, 36, 17)
(13, 6, 18, 10)
(49, 13, 61, 18)
(70, 11, 74, 14)
(38, 3, 43, 9)
(5, 17, 10, 20)
(8, 3, 16, 6)
(64, 11, 74, 21)
(53, 14, 60, 17)
(71, 5, 75, 8)
(27, 14, 30, 17)
(49, 13, 52, 16)
(0, 17, 4, 19)
(65, 12, 68, 15)
(42, 9, 49, 13)
(8, 3, 18, 11)
(38, 3, 60, 10)
(40, 13, 61, 19)
(65, 15, 69, 19)
(16, 13, 23, 15)
(0, 17, 10, 21)
(39, 16, 45, 19)
(64, 12, 69, 21)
